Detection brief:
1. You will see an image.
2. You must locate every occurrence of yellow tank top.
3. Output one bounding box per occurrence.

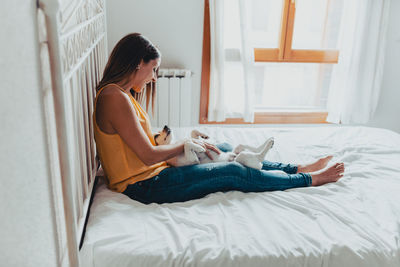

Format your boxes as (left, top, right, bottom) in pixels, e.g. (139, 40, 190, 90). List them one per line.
(93, 84, 169, 193)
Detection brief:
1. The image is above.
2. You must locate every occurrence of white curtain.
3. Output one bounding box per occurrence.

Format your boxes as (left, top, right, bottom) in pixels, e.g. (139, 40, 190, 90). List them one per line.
(326, 0, 391, 124)
(208, 0, 225, 121)
(238, 0, 255, 122)
(208, 0, 255, 122)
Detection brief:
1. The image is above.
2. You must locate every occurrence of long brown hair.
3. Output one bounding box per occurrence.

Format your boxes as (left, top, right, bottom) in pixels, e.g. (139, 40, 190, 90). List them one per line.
(96, 33, 161, 114)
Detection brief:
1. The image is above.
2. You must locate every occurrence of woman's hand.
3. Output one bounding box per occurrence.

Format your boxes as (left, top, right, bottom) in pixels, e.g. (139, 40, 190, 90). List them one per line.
(192, 139, 221, 160)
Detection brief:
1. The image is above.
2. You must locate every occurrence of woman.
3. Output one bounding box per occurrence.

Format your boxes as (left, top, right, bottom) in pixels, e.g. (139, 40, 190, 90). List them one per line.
(94, 33, 344, 204)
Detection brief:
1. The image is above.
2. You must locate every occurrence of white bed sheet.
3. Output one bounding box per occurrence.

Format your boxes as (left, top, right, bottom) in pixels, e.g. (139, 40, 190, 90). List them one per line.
(80, 126, 400, 267)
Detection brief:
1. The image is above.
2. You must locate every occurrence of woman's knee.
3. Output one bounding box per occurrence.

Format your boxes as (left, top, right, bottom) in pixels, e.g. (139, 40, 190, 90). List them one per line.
(216, 142, 233, 152)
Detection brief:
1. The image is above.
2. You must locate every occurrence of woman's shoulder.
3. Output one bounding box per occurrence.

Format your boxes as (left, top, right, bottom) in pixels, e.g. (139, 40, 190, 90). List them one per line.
(95, 84, 138, 133)
(99, 84, 127, 97)
(96, 84, 135, 123)
(97, 84, 130, 106)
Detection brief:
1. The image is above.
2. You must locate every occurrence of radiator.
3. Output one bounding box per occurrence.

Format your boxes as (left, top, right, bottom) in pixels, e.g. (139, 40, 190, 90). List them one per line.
(148, 68, 192, 127)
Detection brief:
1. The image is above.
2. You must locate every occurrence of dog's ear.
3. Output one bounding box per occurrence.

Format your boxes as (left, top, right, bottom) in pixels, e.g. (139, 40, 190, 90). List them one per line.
(154, 133, 160, 146)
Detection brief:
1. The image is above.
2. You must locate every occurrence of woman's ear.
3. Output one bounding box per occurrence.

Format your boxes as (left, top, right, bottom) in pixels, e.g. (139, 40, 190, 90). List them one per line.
(137, 59, 144, 70)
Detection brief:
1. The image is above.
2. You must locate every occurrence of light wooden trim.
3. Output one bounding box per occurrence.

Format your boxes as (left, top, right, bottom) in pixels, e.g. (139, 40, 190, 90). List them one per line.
(254, 48, 279, 62)
(288, 49, 339, 63)
(255, 48, 339, 63)
(279, 0, 291, 60)
(199, 0, 211, 124)
(284, 0, 296, 59)
(231, 4, 339, 65)
(255, 0, 339, 64)
(200, 111, 328, 124)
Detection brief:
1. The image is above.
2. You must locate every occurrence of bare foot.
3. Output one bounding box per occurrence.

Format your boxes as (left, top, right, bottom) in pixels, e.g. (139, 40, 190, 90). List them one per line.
(311, 163, 344, 186)
(297, 155, 333, 173)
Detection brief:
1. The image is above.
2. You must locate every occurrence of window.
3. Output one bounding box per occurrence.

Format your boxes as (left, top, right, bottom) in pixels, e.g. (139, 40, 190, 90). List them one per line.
(200, 0, 345, 124)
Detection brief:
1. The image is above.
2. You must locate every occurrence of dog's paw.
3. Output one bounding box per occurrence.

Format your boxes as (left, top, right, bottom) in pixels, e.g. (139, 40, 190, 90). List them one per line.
(234, 144, 246, 154)
(266, 137, 274, 150)
(227, 152, 236, 161)
(191, 130, 209, 140)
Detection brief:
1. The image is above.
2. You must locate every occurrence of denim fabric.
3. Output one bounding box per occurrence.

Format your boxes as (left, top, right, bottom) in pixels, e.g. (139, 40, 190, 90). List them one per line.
(123, 143, 312, 204)
(215, 142, 234, 153)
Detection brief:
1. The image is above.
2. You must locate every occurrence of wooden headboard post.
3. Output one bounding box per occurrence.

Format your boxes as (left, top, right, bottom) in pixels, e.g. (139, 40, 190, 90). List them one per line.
(38, 0, 107, 265)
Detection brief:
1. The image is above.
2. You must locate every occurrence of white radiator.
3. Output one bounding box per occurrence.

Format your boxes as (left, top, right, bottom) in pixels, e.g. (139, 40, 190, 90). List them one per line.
(149, 68, 192, 127)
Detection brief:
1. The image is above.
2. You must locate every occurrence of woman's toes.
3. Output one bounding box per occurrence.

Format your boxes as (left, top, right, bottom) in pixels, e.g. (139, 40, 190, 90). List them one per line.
(336, 164, 345, 174)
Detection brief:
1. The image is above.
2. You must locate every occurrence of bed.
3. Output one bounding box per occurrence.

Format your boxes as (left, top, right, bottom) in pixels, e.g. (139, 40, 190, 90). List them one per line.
(37, 0, 400, 265)
(80, 125, 400, 267)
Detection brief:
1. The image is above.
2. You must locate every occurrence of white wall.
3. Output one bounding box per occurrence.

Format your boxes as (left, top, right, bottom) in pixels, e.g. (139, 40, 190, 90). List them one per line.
(106, 0, 400, 132)
(0, 1, 59, 266)
(367, 0, 400, 133)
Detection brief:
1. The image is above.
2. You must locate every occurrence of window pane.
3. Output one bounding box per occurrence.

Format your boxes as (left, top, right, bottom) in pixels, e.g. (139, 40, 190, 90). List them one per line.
(292, 0, 344, 50)
(254, 63, 333, 110)
(224, 61, 245, 116)
(249, 0, 284, 48)
(224, 0, 241, 49)
(224, 0, 284, 49)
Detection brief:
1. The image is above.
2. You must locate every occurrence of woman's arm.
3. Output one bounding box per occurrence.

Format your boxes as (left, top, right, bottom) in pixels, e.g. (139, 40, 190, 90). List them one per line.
(97, 87, 184, 166)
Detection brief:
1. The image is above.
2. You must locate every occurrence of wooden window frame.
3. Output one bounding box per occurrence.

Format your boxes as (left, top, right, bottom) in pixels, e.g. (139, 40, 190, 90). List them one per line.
(200, 0, 337, 124)
(256, 0, 339, 63)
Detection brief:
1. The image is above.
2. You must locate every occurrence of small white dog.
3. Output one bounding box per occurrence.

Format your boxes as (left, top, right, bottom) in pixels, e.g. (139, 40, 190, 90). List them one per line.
(154, 126, 274, 170)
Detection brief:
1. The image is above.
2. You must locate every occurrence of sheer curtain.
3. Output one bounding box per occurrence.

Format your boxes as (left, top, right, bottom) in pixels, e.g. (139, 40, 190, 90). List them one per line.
(208, 0, 255, 122)
(208, 0, 225, 122)
(326, 0, 391, 124)
(208, 0, 391, 124)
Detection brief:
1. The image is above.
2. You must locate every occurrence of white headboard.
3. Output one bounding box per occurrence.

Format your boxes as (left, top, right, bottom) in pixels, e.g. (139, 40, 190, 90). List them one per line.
(38, 0, 107, 265)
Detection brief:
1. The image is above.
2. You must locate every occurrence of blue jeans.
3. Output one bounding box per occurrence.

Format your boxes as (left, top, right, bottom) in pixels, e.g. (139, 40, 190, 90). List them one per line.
(123, 143, 312, 204)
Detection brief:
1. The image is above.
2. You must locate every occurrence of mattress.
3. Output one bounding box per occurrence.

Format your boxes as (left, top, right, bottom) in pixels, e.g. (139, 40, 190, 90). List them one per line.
(80, 126, 400, 267)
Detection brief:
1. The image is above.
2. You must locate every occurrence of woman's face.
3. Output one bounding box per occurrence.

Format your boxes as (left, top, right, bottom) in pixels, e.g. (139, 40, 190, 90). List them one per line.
(132, 58, 160, 92)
